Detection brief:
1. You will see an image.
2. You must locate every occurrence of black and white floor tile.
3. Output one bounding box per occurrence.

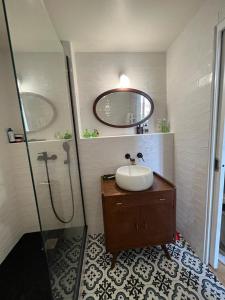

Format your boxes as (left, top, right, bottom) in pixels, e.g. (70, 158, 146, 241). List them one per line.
(81, 234, 225, 300)
(47, 234, 83, 300)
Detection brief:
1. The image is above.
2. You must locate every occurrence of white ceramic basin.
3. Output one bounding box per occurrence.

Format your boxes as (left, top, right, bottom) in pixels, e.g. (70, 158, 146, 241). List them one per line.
(116, 165, 153, 191)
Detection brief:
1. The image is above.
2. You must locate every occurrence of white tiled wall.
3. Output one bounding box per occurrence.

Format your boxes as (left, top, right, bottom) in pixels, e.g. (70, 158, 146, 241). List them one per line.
(78, 133, 174, 233)
(74, 52, 167, 137)
(167, 0, 225, 259)
(0, 45, 29, 262)
(9, 144, 39, 234)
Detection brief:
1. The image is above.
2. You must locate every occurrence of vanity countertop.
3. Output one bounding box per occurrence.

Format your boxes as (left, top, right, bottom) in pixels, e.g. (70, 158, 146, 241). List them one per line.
(101, 172, 175, 197)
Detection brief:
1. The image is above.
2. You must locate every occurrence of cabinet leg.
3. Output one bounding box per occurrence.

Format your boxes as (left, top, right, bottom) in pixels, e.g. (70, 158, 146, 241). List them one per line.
(111, 252, 119, 268)
(162, 245, 171, 259)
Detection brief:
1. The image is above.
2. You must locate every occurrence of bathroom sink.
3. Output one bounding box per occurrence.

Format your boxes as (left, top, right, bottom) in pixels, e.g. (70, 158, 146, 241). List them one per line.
(116, 165, 153, 191)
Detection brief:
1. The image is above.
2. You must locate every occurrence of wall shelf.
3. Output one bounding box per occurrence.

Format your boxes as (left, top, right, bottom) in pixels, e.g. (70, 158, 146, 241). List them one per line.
(80, 132, 174, 141)
(9, 139, 73, 145)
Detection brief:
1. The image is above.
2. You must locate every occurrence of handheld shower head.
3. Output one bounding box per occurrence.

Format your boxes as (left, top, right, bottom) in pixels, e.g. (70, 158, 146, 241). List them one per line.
(63, 141, 70, 152)
(63, 141, 70, 164)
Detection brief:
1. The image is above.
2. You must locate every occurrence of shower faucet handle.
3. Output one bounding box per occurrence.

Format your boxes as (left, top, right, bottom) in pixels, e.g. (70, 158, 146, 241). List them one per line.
(37, 152, 57, 161)
(37, 151, 47, 161)
(137, 152, 144, 161)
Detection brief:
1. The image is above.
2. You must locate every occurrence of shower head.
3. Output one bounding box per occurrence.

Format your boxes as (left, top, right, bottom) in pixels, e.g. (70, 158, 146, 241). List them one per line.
(63, 141, 70, 152)
(63, 141, 70, 165)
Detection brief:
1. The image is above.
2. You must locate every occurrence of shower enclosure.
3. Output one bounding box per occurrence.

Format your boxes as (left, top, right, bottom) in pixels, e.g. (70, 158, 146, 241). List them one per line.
(3, 0, 86, 299)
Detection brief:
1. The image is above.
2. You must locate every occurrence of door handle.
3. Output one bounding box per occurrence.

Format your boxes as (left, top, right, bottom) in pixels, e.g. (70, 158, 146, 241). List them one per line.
(215, 157, 225, 171)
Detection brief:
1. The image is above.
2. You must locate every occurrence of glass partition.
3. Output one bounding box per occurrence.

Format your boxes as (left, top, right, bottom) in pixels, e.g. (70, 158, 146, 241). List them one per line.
(4, 0, 86, 299)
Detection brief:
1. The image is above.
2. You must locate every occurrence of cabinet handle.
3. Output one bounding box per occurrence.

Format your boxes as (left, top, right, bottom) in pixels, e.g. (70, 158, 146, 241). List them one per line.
(159, 198, 166, 201)
(116, 202, 123, 205)
(144, 222, 147, 230)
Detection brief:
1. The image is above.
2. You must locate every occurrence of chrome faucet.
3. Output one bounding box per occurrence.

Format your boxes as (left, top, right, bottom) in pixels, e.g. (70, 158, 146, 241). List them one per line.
(125, 153, 136, 165)
(125, 152, 145, 164)
(130, 158, 136, 165)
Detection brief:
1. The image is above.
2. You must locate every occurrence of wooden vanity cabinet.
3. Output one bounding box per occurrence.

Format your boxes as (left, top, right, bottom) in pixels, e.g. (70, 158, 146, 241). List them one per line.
(101, 172, 176, 265)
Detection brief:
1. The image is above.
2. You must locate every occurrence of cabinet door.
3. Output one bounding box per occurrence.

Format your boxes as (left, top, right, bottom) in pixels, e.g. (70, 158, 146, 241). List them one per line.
(139, 191, 175, 245)
(103, 199, 140, 251)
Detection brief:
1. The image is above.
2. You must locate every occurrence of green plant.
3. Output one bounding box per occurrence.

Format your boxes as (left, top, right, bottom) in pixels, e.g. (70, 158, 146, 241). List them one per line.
(91, 129, 99, 137)
(55, 130, 72, 140)
(158, 119, 170, 133)
(83, 129, 91, 138)
(63, 131, 72, 139)
(83, 129, 99, 138)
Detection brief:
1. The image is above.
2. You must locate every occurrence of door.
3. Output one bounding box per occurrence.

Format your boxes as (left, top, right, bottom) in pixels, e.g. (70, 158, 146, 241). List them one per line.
(140, 193, 175, 245)
(210, 26, 225, 268)
(104, 199, 140, 251)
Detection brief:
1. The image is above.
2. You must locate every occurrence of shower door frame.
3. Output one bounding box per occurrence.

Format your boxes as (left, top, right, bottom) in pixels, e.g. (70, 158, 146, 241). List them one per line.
(64, 53, 87, 299)
(207, 18, 225, 269)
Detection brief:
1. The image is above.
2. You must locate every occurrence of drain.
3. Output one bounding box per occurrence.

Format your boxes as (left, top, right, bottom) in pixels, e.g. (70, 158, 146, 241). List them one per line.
(45, 238, 58, 250)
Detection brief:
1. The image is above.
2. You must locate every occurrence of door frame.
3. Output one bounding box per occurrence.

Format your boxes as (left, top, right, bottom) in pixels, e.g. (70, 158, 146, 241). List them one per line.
(206, 19, 225, 268)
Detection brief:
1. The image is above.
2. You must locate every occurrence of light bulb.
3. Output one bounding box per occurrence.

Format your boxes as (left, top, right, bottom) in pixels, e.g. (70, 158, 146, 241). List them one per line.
(119, 74, 130, 88)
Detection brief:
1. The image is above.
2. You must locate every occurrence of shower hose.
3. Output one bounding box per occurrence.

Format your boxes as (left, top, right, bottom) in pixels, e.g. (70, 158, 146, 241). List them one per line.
(44, 155, 75, 224)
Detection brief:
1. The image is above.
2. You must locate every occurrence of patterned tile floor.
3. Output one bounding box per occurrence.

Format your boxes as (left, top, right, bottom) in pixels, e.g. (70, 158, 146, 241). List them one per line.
(47, 234, 83, 300)
(81, 234, 225, 300)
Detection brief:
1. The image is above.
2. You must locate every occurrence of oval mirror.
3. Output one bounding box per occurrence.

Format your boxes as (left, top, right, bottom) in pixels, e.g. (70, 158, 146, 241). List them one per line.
(93, 88, 154, 128)
(20, 92, 56, 132)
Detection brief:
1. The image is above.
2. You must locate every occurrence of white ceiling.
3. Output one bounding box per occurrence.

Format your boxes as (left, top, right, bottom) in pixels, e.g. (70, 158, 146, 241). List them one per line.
(44, 0, 205, 52)
(4, 0, 62, 52)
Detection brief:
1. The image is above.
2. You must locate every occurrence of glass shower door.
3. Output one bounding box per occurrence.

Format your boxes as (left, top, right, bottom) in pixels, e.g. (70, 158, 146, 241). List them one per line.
(4, 0, 86, 299)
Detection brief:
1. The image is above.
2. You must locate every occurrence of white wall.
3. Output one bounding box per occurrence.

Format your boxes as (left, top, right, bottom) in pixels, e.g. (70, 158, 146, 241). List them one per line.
(75, 52, 167, 137)
(0, 45, 38, 262)
(167, 0, 225, 259)
(15, 52, 72, 141)
(9, 144, 39, 234)
(0, 2, 40, 262)
(78, 133, 174, 233)
(0, 51, 23, 262)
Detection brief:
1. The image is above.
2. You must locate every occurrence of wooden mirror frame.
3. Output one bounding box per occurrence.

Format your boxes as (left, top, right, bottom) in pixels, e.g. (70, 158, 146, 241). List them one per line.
(93, 88, 154, 128)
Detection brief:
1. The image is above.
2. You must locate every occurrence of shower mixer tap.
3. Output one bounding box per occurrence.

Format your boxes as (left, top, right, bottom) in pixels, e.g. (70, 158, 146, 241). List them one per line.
(37, 151, 57, 161)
